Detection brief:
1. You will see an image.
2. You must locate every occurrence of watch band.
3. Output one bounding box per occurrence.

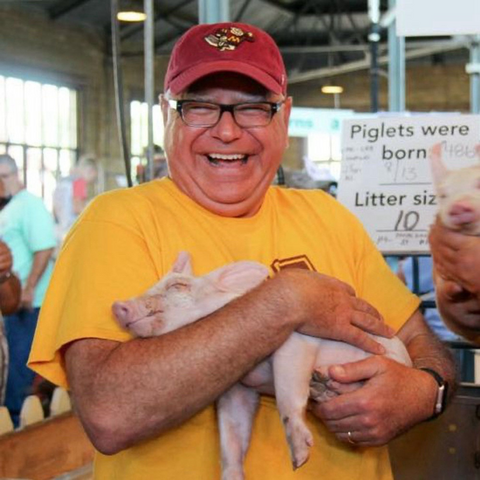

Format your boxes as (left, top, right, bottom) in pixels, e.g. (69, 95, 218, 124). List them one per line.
(419, 367, 448, 420)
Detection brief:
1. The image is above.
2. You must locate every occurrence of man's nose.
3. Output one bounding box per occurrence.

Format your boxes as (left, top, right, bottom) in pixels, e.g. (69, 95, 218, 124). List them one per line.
(209, 110, 243, 142)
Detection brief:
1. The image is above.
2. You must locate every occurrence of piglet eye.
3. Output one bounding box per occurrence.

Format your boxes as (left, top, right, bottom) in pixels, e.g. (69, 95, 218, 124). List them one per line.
(166, 281, 190, 292)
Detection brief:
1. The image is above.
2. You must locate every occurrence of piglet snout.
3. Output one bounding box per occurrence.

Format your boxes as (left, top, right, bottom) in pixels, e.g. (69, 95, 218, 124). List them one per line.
(112, 301, 133, 326)
(448, 201, 477, 227)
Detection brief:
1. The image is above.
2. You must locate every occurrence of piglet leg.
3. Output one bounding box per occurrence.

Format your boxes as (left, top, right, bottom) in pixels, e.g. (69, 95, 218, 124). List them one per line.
(273, 333, 318, 470)
(217, 383, 260, 480)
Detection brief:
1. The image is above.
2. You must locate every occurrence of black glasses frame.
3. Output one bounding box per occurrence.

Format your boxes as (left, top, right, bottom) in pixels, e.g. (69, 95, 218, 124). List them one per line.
(167, 99, 284, 128)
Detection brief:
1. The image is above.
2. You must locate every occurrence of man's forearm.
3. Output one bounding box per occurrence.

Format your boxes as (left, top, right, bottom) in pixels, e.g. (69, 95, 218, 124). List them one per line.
(399, 312, 457, 405)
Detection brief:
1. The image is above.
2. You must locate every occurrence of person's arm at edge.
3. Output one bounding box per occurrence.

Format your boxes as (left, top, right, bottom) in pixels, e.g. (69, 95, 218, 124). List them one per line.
(434, 275, 480, 343)
(64, 268, 393, 455)
(429, 218, 480, 343)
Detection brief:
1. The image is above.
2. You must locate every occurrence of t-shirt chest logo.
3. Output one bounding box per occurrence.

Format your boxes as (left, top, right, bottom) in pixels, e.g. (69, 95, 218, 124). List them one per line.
(204, 27, 254, 51)
(271, 255, 316, 273)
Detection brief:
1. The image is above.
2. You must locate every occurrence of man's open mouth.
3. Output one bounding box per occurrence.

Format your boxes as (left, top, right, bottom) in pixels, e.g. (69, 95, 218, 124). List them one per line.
(207, 153, 248, 165)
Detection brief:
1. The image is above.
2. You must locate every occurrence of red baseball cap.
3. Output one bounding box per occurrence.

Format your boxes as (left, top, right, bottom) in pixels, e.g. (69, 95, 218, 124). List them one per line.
(164, 22, 287, 96)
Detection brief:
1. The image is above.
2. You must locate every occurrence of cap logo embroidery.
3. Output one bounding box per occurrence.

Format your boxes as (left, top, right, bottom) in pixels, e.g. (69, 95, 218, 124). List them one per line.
(204, 26, 254, 52)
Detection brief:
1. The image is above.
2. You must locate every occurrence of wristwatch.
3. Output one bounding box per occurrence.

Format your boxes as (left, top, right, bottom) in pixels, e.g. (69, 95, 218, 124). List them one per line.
(419, 367, 448, 420)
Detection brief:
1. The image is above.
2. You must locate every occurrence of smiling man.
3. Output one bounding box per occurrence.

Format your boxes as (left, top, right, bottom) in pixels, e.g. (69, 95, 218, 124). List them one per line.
(29, 23, 455, 480)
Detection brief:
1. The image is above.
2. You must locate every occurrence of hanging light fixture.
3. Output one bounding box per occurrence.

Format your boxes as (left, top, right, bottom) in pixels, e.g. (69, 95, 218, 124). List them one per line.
(117, 0, 146, 22)
(321, 85, 344, 109)
(321, 85, 344, 95)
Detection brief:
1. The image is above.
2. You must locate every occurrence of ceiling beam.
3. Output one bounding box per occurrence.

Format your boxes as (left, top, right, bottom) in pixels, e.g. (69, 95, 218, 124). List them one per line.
(119, 0, 194, 41)
(288, 41, 468, 84)
(48, 0, 90, 19)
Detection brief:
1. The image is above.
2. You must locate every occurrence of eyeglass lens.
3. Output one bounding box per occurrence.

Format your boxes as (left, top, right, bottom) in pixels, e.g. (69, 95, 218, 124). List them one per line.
(182, 102, 275, 127)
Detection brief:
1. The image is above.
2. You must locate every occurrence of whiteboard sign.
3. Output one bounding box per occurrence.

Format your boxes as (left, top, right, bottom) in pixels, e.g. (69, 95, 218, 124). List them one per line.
(337, 114, 480, 254)
(397, 0, 480, 36)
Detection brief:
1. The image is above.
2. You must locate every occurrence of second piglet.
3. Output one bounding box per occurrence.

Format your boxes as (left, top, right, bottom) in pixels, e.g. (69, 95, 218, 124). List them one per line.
(429, 143, 480, 235)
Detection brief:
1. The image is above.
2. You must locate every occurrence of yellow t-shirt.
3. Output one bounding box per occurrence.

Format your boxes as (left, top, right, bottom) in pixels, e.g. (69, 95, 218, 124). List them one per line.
(29, 178, 420, 480)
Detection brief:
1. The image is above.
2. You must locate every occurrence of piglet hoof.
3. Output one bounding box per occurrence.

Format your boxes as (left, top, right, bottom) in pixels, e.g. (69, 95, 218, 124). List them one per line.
(310, 369, 338, 403)
(284, 418, 314, 470)
(221, 468, 245, 480)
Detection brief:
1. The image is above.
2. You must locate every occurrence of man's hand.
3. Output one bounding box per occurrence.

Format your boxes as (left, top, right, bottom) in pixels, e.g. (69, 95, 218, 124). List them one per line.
(308, 357, 437, 446)
(435, 276, 480, 342)
(429, 218, 480, 295)
(276, 269, 394, 355)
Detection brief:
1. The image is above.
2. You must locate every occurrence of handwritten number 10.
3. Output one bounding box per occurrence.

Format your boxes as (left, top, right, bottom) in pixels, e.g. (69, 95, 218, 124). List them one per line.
(394, 210, 420, 231)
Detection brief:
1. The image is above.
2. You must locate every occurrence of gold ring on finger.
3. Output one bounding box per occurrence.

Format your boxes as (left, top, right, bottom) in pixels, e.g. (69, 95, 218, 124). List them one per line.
(347, 431, 356, 445)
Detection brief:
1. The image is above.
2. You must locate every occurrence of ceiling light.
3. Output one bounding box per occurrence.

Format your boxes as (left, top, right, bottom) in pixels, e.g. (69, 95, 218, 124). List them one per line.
(321, 85, 344, 94)
(117, 10, 146, 22)
(117, 1, 146, 22)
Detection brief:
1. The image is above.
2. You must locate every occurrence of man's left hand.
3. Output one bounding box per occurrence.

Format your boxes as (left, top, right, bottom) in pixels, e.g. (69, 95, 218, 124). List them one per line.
(309, 356, 437, 446)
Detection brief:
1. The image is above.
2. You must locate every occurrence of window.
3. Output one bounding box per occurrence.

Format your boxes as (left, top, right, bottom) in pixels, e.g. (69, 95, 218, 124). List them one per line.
(130, 100, 164, 183)
(307, 132, 342, 180)
(0, 74, 78, 210)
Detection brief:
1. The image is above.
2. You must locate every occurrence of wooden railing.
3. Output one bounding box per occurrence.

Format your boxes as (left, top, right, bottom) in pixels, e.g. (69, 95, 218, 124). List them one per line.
(0, 389, 94, 480)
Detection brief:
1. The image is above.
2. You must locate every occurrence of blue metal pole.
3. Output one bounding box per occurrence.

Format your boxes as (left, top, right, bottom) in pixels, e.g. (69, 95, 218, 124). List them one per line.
(388, 0, 405, 112)
(469, 36, 480, 114)
(199, 0, 230, 24)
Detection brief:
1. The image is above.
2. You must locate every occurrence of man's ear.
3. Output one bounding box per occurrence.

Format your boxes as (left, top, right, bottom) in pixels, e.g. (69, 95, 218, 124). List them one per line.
(159, 94, 169, 128)
(283, 96, 293, 148)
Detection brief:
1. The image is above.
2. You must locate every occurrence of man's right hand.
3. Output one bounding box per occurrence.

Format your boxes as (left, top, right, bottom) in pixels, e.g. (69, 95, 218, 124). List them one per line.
(275, 269, 395, 355)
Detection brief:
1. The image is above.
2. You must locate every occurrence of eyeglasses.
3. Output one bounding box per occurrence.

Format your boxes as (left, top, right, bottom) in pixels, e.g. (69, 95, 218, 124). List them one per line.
(168, 99, 284, 128)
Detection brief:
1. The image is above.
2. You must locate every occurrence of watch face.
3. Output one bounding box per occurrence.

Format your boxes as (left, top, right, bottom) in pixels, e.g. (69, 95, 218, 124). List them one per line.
(434, 384, 446, 415)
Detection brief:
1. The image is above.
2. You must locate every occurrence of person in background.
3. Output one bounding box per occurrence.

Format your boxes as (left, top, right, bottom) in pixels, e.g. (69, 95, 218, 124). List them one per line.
(53, 156, 98, 244)
(29, 23, 455, 480)
(429, 219, 480, 344)
(136, 145, 169, 183)
(0, 154, 56, 425)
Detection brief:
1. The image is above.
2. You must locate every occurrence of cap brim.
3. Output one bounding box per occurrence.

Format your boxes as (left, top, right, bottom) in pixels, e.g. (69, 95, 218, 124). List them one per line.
(168, 60, 284, 95)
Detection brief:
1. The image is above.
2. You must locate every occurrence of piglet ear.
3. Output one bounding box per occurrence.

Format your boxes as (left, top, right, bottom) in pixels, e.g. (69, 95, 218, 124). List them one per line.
(207, 262, 270, 296)
(170, 251, 192, 275)
(429, 142, 448, 189)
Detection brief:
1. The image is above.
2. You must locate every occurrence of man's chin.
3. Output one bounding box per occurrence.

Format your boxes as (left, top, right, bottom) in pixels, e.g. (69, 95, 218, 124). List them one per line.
(206, 199, 262, 218)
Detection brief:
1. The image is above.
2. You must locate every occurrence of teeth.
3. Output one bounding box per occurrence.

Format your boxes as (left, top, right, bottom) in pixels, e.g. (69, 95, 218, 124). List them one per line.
(208, 153, 245, 160)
